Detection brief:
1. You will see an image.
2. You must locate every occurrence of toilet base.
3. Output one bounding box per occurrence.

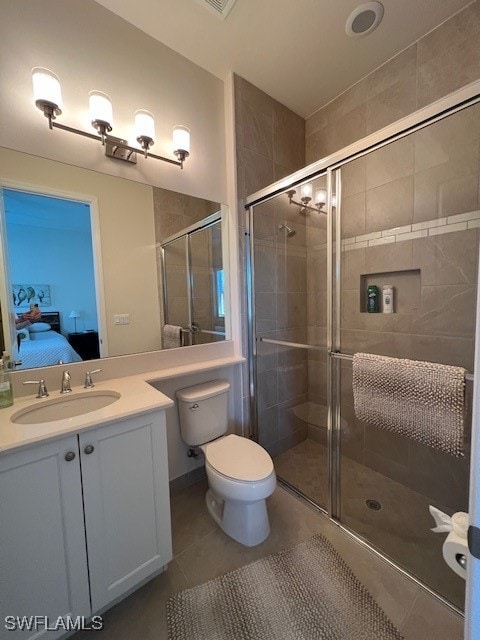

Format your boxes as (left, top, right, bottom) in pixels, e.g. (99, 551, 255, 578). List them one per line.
(205, 489, 270, 547)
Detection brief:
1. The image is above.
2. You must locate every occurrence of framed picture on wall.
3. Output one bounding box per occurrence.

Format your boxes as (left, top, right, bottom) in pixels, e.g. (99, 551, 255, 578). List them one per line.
(13, 284, 51, 308)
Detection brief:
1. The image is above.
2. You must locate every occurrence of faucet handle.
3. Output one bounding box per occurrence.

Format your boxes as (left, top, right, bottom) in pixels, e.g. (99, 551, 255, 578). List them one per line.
(23, 379, 49, 398)
(60, 370, 72, 394)
(84, 369, 102, 388)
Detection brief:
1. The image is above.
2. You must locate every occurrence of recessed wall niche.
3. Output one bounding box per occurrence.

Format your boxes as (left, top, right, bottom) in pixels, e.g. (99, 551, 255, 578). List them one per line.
(360, 269, 421, 314)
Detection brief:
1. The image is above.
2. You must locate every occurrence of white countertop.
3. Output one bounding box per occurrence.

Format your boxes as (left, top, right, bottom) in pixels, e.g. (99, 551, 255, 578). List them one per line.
(0, 355, 244, 456)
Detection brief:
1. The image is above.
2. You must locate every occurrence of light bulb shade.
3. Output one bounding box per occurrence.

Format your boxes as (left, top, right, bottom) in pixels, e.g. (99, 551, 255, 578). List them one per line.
(89, 91, 113, 128)
(300, 182, 313, 200)
(32, 67, 62, 110)
(173, 126, 190, 155)
(314, 188, 327, 206)
(68, 310, 80, 319)
(135, 110, 155, 141)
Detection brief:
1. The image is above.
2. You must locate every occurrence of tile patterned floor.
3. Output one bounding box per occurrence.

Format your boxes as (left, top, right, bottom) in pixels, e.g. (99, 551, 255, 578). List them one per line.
(274, 438, 466, 609)
(73, 479, 464, 640)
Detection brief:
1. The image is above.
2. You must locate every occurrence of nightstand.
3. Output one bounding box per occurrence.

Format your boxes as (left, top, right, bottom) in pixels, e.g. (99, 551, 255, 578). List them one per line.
(68, 331, 100, 360)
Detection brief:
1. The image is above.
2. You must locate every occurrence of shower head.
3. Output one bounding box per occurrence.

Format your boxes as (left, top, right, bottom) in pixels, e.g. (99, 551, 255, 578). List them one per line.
(278, 223, 296, 238)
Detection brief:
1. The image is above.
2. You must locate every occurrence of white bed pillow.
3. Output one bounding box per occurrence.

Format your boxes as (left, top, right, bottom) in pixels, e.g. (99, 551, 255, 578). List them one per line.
(17, 328, 30, 341)
(29, 322, 51, 333)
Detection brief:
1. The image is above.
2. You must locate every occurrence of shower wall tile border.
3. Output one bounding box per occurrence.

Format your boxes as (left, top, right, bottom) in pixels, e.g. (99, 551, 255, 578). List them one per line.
(340, 209, 479, 252)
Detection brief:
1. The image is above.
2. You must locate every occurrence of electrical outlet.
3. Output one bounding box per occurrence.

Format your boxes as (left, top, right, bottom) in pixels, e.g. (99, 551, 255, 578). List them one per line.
(114, 314, 130, 325)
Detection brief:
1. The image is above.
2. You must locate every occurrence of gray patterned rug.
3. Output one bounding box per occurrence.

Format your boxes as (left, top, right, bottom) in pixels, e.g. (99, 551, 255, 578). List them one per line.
(166, 533, 403, 639)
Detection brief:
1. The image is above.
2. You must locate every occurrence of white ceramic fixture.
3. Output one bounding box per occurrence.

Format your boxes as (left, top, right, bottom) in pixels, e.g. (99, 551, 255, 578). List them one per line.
(176, 380, 276, 546)
(11, 390, 121, 424)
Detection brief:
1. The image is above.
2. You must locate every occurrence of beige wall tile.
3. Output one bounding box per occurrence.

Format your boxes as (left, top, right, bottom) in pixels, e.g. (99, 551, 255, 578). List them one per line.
(412, 231, 478, 286)
(365, 239, 414, 273)
(342, 191, 366, 238)
(366, 136, 415, 190)
(414, 105, 480, 173)
(274, 101, 305, 170)
(342, 247, 366, 290)
(366, 175, 414, 233)
(366, 45, 417, 135)
(411, 335, 474, 371)
(417, 1, 480, 107)
(240, 98, 273, 159)
(342, 156, 366, 197)
(244, 148, 274, 196)
(366, 46, 417, 99)
(412, 284, 476, 338)
(341, 289, 366, 331)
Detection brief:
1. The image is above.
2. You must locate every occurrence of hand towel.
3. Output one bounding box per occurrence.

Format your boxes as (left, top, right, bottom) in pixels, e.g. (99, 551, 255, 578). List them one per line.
(352, 352, 466, 457)
(163, 324, 183, 349)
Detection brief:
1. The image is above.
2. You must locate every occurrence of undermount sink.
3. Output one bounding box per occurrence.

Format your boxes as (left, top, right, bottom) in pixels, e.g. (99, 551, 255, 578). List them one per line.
(11, 390, 121, 425)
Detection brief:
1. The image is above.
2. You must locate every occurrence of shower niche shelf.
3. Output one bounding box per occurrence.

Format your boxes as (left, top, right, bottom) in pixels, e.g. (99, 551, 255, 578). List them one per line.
(359, 269, 421, 314)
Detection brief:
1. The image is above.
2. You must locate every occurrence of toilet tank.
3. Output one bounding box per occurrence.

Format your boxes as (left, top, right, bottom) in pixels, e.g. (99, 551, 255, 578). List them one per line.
(176, 379, 230, 446)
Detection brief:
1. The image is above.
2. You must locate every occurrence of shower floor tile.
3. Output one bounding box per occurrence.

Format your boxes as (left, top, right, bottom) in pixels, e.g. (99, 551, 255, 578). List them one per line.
(274, 438, 465, 610)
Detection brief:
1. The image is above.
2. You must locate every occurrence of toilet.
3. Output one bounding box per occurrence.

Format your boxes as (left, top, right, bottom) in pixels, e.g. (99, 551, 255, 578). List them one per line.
(176, 379, 276, 547)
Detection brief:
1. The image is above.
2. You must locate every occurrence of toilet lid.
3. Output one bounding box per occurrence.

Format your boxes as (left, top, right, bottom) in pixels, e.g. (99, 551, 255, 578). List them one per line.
(204, 434, 274, 482)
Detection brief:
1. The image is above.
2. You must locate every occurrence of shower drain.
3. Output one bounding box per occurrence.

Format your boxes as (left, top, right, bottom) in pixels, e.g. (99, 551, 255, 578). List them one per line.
(365, 499, 382, 511)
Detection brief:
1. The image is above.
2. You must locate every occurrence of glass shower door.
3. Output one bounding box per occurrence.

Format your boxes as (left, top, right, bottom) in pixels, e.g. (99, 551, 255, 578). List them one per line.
(162, 237, 190, 344)
(189, 220, 225, 345)
(335, 103, 479, 609)
(250, 178, 330, 509)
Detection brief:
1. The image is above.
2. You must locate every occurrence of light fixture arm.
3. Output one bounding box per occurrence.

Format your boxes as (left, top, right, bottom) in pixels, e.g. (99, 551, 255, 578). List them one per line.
(286, 189, 327, 215)
(33, 69, 189, 170)
(47, 120, 184, 168)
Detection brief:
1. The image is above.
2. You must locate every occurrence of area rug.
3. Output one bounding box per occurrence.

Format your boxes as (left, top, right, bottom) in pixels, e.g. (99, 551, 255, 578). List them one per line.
(166, 533, 403, 639)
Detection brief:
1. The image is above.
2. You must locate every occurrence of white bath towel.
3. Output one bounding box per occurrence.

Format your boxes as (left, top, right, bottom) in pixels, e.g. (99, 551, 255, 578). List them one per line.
(352, 352, 466, 457)
(163, 324, 183, 349)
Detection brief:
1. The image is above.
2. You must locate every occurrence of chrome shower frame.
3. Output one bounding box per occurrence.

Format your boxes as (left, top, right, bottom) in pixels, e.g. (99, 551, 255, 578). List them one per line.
(246, 79, 480, 616)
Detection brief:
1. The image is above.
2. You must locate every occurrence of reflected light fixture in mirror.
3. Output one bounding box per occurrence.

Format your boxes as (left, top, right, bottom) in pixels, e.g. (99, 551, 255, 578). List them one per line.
(31, 67, 191, 168)
(286, 182, 328, 215)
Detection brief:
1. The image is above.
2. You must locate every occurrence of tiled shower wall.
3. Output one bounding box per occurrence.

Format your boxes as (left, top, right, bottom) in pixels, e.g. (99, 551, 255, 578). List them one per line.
(237, 0, 480, 466)
(306, 0, 480, 163)
(338, 103, 480, 512)
(234, 74, 306, 432)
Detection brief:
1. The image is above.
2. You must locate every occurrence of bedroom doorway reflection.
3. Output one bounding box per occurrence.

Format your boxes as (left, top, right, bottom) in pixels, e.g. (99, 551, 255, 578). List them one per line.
(0, 187, 104, 369)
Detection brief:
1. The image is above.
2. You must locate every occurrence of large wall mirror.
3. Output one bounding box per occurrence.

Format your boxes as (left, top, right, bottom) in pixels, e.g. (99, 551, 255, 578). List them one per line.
(0, 147, 230, 371)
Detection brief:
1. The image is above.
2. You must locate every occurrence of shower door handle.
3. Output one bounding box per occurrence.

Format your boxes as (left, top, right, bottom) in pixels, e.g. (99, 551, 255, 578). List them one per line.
(190, 322, 200, 333)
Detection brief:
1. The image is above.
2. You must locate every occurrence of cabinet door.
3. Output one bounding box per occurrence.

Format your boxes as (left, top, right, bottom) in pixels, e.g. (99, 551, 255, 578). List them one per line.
(0, 436, 90, 640)
(79, 412, 172, 612)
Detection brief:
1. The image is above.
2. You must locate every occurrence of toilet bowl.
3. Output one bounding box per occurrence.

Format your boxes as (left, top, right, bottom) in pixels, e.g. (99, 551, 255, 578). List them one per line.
(176, 381, 276, 547)
(201, 434, 276, 546)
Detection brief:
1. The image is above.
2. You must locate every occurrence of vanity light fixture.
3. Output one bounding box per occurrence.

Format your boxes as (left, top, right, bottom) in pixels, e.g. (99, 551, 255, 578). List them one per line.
(32, 67, 191, 169)
(286, 183, 335, 215)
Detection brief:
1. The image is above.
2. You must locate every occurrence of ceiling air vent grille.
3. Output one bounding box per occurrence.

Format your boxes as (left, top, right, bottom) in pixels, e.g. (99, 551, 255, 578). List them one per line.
(194, 0, 238, 20)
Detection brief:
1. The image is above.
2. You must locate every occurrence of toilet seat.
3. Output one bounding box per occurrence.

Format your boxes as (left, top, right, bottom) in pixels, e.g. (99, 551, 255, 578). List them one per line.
(201, 434, 273, 482)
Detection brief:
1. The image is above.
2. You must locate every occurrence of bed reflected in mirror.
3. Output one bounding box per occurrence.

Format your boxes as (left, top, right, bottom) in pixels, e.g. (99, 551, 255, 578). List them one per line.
(0, 146, 230, 371)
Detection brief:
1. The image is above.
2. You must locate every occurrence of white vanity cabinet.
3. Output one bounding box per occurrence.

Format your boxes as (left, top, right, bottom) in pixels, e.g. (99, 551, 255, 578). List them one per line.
(79, 412, 172, 612)
(0, 410, 172, 638)
(0, 435, 91, 640)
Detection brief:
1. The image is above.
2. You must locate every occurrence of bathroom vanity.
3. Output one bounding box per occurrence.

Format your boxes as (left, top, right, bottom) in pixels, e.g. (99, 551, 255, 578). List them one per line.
(0, 376, 175, 639)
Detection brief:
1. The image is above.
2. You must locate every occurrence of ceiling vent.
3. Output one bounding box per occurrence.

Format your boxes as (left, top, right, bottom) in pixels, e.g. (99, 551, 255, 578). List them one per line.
(345, 2, 384, 38)
(194, 0, 238, 20)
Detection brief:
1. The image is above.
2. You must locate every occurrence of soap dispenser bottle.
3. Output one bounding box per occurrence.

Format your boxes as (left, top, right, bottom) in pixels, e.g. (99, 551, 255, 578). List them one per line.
(0, 358, 13, 408)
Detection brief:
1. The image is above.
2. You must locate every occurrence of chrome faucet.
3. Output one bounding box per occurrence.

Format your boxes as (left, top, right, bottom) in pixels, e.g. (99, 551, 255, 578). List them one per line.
(84, 368, 102, 388)
(60, 370, 72, 394)
(23, 379, 49, 398)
